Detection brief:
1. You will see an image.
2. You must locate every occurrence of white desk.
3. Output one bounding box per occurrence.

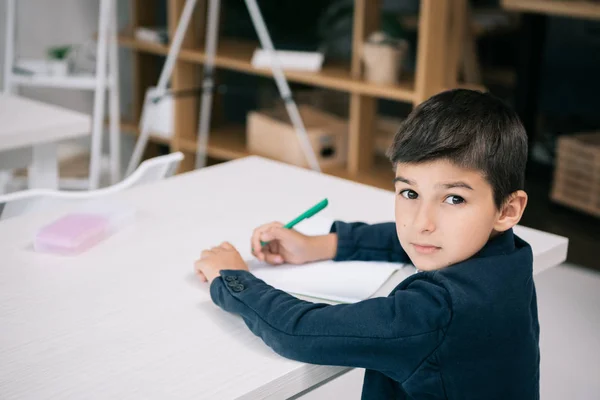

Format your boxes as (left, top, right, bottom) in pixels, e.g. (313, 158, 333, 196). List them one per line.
(0, 94, 91, 189)
(0, 156, 568, 399)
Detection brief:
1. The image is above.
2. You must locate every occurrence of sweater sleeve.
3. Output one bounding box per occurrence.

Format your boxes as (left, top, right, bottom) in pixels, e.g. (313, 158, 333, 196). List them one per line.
(210, 270, 450, 382)
(330, 221, 410, 263)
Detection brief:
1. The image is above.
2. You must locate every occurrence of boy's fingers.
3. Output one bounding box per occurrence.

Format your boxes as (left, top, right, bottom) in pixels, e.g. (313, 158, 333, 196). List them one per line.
(252, 228, 273, 257)
(252, 248, 265, 262)
(200, 249, 213, 259)
(252, 247, 265, 261)
(267, 241, 279, 255)
(260, 232, 273, 242)
(257, 222, 284, 241)
(264, 253, 284, 265)
(195, 269, 208, 282)
(262, 221, 284, 230)
(220, 241, 234, 250)
(251, 222, 284, 260)
(251, 231, 264, 255)
(261, 226, 291, 243)
(194, 260, 208, 281)
(260, 228, 279, 242)
(251, 238, 264, 261)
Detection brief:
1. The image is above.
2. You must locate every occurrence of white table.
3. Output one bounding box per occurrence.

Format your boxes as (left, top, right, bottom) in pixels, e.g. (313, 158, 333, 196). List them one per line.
(0, 156, 568, 399)
(0, 94, 91, 190)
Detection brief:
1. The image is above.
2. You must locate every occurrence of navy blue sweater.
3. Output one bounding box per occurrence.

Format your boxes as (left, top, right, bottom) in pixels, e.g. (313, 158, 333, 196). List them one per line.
(210, 222, 540, 399)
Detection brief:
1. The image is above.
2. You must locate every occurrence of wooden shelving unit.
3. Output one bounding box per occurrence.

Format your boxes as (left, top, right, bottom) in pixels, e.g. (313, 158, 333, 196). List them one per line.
(121, 120, 248, 160)
(177, 125, 248, 159)
(123, 0, 464, 187)
(325, 157, 395, 191)
(502, 0, 600, 20)
(118, 36, 418, 102)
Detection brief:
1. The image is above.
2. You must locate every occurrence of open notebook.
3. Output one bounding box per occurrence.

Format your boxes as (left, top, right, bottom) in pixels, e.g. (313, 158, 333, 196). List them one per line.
(239, 218, 567, 303)
(246, 217, 411, 304)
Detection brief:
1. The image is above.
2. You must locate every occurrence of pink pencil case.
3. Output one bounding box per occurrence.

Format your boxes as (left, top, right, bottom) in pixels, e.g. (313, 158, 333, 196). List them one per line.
(34, 206, 135, 255)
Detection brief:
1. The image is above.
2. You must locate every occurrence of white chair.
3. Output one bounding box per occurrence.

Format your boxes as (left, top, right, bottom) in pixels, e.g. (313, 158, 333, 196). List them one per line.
(0, 152, 183, 221)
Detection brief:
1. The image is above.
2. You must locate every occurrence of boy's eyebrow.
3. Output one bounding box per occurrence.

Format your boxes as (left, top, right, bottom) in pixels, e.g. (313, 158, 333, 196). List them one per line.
(393, 177, 473, 190)
(438, 181, 474, 190)
(393, 176, 415, 185)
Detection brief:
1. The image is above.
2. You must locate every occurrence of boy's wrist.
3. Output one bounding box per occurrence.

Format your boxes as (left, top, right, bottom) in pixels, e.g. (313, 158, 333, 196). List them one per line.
(307, 233, 338, 262)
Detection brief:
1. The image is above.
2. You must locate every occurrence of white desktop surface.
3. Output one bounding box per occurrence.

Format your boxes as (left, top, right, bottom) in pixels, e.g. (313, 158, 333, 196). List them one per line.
(0, 156, 567, 399)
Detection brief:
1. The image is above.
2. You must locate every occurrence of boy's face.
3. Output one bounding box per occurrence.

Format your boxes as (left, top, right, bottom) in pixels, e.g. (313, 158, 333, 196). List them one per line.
(394, 159, 506, 271)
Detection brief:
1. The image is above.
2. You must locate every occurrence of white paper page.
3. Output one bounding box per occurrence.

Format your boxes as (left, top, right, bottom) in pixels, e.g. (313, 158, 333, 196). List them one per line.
(245, 216, 406, 303)
(249, 260, 403, 303)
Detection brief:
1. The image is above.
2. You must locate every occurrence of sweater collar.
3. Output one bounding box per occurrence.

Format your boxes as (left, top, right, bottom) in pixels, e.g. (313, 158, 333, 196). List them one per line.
(475, 228, 516, 259)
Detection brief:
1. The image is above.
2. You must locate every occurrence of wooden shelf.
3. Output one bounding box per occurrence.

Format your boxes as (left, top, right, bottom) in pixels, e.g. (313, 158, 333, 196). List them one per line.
(324, 156, 395, 192)
(120, 118, 396, 189)
(402, 8, 519, 37)
(502, 0, 600, 20)
(119, 120, 249, 161)
(118, 36, 416, 103)
(172, 124, 396, 189)
(123, 0, 461, 184)
(176, 125, 249, 160)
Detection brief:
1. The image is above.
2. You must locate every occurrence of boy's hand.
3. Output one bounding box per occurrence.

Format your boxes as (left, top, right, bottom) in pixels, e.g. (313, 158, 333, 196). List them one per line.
(194, 242, 248, 284)
(251, 222, 337, 265)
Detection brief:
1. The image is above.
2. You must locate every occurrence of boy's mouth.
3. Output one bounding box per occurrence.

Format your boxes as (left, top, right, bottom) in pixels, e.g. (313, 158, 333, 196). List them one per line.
(411, 243, 441, 255)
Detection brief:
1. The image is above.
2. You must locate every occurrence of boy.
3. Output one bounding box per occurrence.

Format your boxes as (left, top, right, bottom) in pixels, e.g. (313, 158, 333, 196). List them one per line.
(195, 89, 539, 399)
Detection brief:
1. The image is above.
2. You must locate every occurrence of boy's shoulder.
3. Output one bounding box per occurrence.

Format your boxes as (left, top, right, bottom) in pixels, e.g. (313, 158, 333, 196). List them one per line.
(442, 228, 533, 278)
(431, 232, 538, 339)
(398, 229, 534, 306)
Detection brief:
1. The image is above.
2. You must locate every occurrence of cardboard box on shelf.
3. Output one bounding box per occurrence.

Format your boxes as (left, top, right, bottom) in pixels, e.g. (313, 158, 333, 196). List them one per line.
(247, 105, 348, 169)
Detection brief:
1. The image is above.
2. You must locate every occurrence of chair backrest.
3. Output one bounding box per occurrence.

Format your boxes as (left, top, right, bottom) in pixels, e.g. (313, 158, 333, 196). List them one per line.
(0, 152, 183, 220)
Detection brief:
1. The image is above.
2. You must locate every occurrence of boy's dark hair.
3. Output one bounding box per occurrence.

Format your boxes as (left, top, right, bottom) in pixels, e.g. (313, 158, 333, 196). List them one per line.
(387, 89, 527, 209)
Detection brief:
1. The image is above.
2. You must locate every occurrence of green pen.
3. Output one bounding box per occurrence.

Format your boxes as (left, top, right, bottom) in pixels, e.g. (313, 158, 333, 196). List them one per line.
(260, 198, 329, 247)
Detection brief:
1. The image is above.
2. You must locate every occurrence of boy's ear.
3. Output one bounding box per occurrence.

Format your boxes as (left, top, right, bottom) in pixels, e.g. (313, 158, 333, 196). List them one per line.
(494, 190, 528, 232)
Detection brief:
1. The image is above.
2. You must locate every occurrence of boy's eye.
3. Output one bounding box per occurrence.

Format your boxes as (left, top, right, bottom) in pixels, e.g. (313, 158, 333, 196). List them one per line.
(444, 195, 465, 205)
(400, 189, 418, 200)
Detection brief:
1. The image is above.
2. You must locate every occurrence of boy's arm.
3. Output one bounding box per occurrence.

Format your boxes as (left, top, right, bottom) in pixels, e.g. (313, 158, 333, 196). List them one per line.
(210, 270, 450, 382)
(330, 221, 410, 263)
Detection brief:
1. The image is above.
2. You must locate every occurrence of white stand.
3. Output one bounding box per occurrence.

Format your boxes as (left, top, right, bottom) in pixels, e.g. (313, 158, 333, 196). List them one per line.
(2, 0, 121, 190)
(28, 143, 58, 189)
(126, 0, 320, 176)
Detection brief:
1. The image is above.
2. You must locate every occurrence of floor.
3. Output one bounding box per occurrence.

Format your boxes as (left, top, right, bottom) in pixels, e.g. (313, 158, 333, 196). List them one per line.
(536, 263, 600, 399)
(300, 263, 600, 399)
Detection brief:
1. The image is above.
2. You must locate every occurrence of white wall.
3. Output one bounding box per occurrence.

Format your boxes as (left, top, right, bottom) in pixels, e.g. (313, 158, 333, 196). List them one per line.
(3, 0, 98, 112)
(0, 0, 135, 165)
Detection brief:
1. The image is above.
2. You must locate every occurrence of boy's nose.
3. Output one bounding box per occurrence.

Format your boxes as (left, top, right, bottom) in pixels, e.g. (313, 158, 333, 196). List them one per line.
(414, 203, 436, 233)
